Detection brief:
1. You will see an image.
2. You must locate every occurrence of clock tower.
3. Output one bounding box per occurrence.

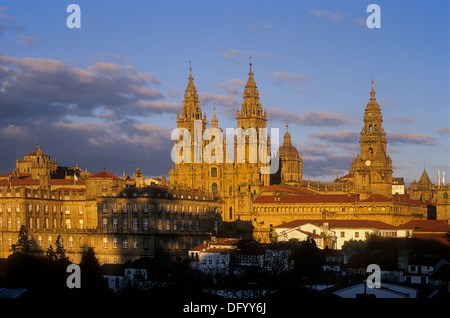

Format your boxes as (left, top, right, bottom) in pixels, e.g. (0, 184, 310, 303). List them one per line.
(350, 80, 393, 197)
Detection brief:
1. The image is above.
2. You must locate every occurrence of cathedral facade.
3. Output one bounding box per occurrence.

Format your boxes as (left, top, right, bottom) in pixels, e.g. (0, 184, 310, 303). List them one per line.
(167, 64, 435, 243)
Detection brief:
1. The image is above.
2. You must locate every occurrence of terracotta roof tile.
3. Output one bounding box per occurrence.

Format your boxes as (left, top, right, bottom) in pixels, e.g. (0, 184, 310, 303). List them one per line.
(397, 220, 450, 232)
(254, 193, 359, 204)
(274, 219, 396, 229)
(90, 170, 121, 180)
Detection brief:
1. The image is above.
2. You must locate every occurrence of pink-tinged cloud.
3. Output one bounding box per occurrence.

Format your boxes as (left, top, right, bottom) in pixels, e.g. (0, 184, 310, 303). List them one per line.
(390, 116, 415, 123)
(387, 132, 437, 146)
(309, 9, 342, 23)
(269, 72, 311, 84)
(198, 92, 239, 107)
(308, 130, 359, 143)
(269, 109, 354, 127)
(436, 127, 450, 135)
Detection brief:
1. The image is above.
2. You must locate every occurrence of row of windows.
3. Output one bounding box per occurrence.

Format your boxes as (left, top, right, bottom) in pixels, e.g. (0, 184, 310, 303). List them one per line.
(101, 217, 218, 233)
(0, 191, 84, 199)
(101, 189, 209, 201)
(157, 218, 218, 232)
(0, 204, 83, 214)
(100, 203, 213, 215)
(255, 206, 391, 213)
(0, 235, 143, 250)
(0, 216, 83, 229)
(103, 217, 149, 231)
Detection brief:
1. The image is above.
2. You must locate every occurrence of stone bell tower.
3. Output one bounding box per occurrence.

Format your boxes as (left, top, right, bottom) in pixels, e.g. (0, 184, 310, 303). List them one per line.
(350, 80, 393, 197)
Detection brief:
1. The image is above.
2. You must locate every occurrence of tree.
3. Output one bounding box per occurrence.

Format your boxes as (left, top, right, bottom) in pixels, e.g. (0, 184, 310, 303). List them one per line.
(291, 236, 325, 283)
(11, 225, 30, 254)
(46, 244, 56, 261)
(55, 235, 69, 262)
(79, 247, 107, 293)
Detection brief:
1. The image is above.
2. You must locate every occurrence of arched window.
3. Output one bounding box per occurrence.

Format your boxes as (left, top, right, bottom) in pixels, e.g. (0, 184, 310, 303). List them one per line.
(212, 183, 218, 194)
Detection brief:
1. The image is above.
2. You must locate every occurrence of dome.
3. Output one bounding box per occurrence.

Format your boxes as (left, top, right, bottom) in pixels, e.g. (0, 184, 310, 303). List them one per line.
(278, 125, 299, 159)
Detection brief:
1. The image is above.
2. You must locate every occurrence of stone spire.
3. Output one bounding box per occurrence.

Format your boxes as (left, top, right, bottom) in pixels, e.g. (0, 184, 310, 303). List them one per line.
(211, 106, 218, 128)
(240, 61, 264, 117)
(283, 124, 292, 146)
(236, 61, 267, 130)
(178, 62, 203, 124)
(366, 79, 381, 112)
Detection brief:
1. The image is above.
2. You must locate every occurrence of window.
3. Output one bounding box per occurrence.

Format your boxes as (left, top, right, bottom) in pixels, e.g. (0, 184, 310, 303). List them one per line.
(133, 238, 138, 249)
(69, 236, 74, 248)
(355, 232, 359, 238)
(133, 218, 139, 230)
(123, 218, 128, 229)
(212, 183, 218, 194)
(64, 206, 70, 214)
(173, 219, 177, 231)
(143, 218, 149, 231)
(340, 231, 345, 238)
(211, 167, 217, 178)
(103, 218, 108, 229)
(123, 237, 128, 248)
(78, 206, 83, 215)
(113, 218, 118, 229)
(165, 219, 170, 231)
(103, 237, 108, 248)
(65, 219, 71, 229)
(38, 236, 42, 247)
(157, 219, 162, 231)
(229, 207, 233, 220)
(113, 237, 117, 248)
(48, 236, 52, 247)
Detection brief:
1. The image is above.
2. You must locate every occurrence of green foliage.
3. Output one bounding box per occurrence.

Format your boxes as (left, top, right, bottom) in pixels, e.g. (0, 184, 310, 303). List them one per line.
(11, 225, 30, 254)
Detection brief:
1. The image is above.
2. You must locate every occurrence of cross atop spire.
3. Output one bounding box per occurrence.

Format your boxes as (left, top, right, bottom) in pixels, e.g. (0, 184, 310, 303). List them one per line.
(370, 76, 376, 101)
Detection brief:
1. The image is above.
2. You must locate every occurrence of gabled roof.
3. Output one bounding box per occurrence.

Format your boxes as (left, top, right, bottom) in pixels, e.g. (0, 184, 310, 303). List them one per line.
(397, 220, 450, 232)
(90, 170, 121, 180)
(418, 170, 432, 185)
(274, 219, 396, 230)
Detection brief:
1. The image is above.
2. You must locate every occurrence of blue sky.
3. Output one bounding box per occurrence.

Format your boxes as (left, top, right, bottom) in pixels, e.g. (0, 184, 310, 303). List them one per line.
(0, 0, 448, 185)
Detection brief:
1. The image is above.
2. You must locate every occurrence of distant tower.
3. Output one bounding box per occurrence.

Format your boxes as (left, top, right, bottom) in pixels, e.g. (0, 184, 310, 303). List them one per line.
(278, 124, 302, 184)
(235, 61, 270, 186)
(350, 80, 393, 197)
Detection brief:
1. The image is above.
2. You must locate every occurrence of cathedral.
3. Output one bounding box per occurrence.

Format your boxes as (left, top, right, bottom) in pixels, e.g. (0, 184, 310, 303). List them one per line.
(0, 62, 448, 264)
(167, 62, 448, 242)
